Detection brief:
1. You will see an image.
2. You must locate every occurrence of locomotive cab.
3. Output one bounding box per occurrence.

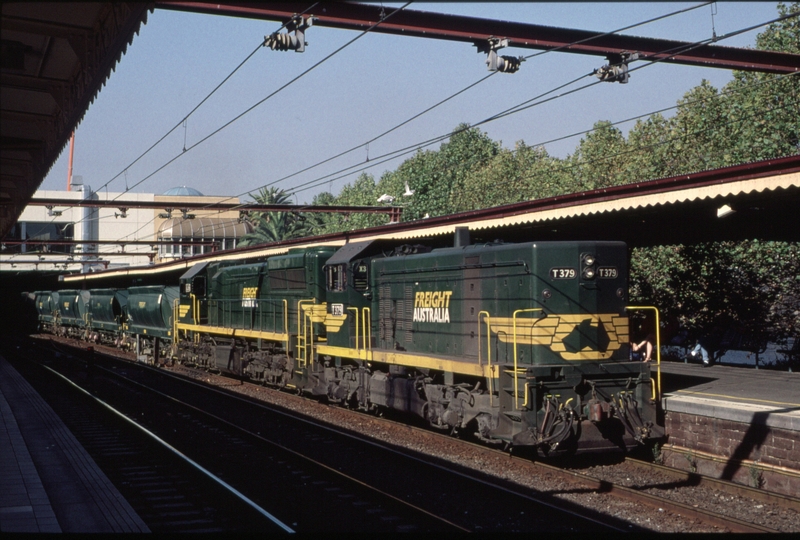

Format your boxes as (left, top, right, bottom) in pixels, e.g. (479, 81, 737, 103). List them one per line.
(178, 261, 213, 325)
(317, 236, 662, 455)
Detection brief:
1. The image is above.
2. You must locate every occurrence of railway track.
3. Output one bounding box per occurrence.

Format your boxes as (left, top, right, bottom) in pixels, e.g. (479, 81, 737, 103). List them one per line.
(20, 335, 800, 532)
(4, 344, 288, 533)
(11, 337, 629, 533)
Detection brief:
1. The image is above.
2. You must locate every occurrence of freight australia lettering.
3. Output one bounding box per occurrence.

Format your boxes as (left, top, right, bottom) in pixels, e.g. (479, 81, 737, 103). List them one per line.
(413, 290, 453, 323)
(241, 287, 258, 308)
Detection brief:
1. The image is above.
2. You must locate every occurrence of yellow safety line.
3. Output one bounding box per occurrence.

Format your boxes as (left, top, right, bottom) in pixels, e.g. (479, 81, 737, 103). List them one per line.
(674, 390, 800, 408)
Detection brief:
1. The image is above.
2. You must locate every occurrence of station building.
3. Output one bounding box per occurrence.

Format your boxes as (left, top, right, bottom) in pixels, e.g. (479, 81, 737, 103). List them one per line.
(1, 183, 253, 272)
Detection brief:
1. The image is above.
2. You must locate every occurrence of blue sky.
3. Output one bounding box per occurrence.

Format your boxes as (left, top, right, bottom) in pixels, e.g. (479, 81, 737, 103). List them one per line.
(40, 2, 785, 204)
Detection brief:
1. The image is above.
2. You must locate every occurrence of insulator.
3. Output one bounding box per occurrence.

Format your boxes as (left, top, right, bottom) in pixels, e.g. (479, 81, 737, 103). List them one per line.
(595, 52, 637, 84)
(497, 55, 522, 73)
(266, 32, 300, 51)
(595, 64, 629, 84)
(486, 49, 523, 74)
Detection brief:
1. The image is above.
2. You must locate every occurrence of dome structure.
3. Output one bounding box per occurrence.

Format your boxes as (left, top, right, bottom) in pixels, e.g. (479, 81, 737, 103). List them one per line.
(163, 186, 204, 196)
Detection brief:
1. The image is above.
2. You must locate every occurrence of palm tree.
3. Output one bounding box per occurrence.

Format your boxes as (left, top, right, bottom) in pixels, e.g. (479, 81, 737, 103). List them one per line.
(237, 187, 308, 247)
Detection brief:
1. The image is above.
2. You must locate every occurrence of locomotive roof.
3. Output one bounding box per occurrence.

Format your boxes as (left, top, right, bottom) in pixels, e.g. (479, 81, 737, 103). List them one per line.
(179, 261, 210, 282)
(325, 241, 375, 266)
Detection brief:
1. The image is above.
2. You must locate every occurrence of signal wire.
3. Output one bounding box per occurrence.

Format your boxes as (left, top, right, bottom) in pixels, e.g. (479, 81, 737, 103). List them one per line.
(107, 2, 413, 243)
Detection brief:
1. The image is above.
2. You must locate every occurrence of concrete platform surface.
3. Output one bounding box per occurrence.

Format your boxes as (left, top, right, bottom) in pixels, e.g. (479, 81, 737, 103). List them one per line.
(0, 354, 149, 533)
(658, 360, 800, 432)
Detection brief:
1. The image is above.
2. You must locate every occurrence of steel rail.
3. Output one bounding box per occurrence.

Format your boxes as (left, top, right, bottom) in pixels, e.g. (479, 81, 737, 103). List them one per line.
(320, 400, 786, 533)
(35, 357, 295, 533)
(625, 457, 800, 512)
(37, 335, 791, 533)
(535, 461, 778, 533)
(43, 344, 471, 533)
(63, 340, 624, 533)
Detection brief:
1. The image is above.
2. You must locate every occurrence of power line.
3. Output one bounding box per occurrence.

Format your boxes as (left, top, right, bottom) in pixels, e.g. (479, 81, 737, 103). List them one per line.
(26, 4, 322, 244)
(284, 12, 797, 199)
(102, 3, 321, 199)
(32, 7, 795, 254)
(44, 3, 744, 239)
(220, 2, 716, 205)
(107, 2, 413, 244)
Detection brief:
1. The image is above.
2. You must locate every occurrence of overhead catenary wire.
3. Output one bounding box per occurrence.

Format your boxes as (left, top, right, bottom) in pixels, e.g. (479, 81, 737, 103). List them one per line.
(13, 82, 794, 263)
(287, 84, 797, 200)
(25, 3, 323, 246)
(105, 2, 413, 244)
(283, 11, 798, 199)
(30, 88, 793, 264)
(205, 2, 718, 209)
(94, 10, 800, 252)
(41, 2, 729, 241)
(99, 3, 321, 199)
(32, 7, 797, 256)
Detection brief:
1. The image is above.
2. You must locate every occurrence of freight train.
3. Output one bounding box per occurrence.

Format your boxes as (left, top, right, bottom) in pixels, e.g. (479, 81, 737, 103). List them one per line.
(31, 230, 663, 455)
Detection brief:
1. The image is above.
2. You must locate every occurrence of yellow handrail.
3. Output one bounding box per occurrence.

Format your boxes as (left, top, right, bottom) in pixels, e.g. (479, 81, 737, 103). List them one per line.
(626, 305, 661, 401)
(348, 307, 360, 352)
(362, 307, 371, 359)
(512, 308, 544, 410)
(282, 299, 289, 355)
(190, 293, 198, 324)
(173, 298, 179, 346)
(478, 311, 494, 406)
(297, 299, 315, 368)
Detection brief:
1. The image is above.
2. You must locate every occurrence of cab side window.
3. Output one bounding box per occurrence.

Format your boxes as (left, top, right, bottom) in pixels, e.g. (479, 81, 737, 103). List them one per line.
(326, 264, 346, 292)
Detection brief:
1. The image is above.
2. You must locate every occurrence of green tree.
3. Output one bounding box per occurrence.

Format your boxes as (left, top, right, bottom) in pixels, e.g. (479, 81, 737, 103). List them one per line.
(238, 187, 307, 247)
(628, 4, 800, 343)
(567, 120, 629, 190)
(453, 142, 568, 211)
(322, 173, 387, 233)
(394, 124, 500, 220)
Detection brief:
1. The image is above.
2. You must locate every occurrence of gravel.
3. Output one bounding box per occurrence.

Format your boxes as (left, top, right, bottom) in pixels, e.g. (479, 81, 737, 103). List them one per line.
(164, 363, 800, 533)
(32, 336, 800, 532)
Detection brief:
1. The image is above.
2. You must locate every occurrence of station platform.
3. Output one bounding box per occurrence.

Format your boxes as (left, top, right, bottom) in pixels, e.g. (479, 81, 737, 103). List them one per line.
(0, 354, 149, 533)
(655, 359, 799, 495)
(658, 360, 800, 432)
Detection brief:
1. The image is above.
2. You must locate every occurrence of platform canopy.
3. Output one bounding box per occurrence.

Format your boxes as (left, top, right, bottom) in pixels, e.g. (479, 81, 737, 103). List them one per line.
(0, 3, 151, 238)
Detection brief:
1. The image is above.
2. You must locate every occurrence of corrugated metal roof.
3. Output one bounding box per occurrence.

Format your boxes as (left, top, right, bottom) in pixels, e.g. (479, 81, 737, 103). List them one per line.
(157, 217, 253, 239)
(1, 3, 151, 238)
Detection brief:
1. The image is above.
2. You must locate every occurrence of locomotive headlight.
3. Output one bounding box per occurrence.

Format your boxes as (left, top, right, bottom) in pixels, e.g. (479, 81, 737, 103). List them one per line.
(581, 253, 596, 280)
